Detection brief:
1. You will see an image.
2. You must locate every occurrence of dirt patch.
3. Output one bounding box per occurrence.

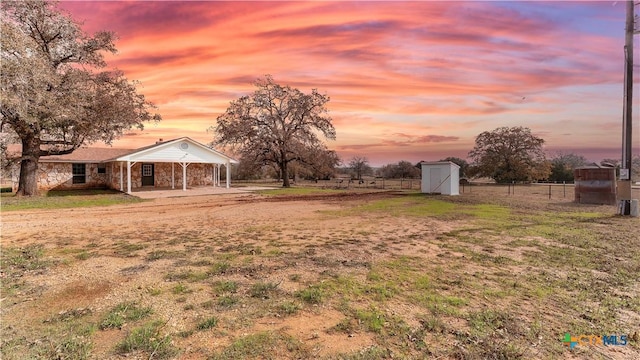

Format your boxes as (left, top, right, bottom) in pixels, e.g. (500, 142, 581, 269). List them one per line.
(2, 188, 638, 359)
(253, 309, 375, 357)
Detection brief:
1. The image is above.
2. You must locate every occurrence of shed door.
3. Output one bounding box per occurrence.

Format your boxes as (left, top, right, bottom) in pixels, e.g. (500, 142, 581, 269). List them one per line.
(429, 168, 441, 193)
(141, 163, 154, 186)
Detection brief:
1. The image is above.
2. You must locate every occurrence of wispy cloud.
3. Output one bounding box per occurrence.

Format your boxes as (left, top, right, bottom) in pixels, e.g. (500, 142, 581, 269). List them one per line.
(59, 1, 632, 165)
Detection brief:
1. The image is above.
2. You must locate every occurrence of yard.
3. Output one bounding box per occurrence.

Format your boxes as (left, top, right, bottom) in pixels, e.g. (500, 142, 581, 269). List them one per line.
(1, 186, 639, 359)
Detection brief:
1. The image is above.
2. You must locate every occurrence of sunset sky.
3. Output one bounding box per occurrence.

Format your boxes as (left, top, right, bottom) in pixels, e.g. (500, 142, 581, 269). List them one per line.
(59, 0, 640, 166)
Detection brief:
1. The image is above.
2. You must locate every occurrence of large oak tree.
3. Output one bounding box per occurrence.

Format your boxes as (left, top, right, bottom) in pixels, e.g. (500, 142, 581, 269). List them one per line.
(212, 76, 336, 187)
(468, 126, 550, 183)
(1, 0, 160, 196)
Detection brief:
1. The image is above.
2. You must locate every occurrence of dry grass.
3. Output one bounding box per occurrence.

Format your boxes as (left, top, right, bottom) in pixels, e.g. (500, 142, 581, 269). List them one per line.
(1, 185, 638, 359)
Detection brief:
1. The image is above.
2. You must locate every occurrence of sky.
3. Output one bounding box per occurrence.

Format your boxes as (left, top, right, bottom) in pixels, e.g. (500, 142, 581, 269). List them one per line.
(59, 0, 640, 166)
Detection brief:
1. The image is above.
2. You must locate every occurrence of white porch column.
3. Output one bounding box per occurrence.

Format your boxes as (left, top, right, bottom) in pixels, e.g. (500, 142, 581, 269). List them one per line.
(119, 162, 123, 191)
(180, 162, 189, 191)
(226, 161, 231, 188)
(211, 164, 216, 187)
(127, 161, 132, 194)
(171, 163, 175, 189)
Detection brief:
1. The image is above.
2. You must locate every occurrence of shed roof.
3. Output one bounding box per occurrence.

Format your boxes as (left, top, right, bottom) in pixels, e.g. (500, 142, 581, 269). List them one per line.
(419, 161, 460, 168)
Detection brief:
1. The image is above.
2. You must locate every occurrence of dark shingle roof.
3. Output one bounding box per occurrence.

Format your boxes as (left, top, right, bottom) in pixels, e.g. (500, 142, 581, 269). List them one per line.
(40, 147, 136, 163)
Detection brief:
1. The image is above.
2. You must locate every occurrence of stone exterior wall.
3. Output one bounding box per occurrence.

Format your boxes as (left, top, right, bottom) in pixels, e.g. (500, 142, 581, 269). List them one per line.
(11, 162, 108, 191)
(154, 163, 215, 187)
(107, 162, 141, 190)
(106, 162, 216, 190)
(12, 161, 219, 191)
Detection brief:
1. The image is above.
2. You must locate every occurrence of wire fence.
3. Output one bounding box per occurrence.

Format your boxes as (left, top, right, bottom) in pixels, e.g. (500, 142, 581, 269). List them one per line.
(234, 178, 422, 190)
(233, 178, 640, 202)
(460, 182, 575, 199)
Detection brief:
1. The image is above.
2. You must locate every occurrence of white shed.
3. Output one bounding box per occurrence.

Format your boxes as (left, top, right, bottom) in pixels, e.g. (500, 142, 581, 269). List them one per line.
(420, 161, 460, 195)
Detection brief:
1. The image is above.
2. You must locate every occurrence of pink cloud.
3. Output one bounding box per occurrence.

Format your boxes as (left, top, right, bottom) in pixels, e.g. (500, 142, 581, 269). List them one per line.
(56, 1, 631, 164)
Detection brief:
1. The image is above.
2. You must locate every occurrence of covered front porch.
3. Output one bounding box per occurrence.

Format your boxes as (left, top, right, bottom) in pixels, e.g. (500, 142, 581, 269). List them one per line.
(109, 138, 238, 194)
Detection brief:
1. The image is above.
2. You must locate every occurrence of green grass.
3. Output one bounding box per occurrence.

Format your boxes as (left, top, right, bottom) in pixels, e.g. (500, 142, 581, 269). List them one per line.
(196, 316, 219, 330)
(455, 310, 525, 359)
(40, 335, 93, 360)
(217, 295, 239, 307)
(1, 189, 144, 211)
(348, 196, 457, 217)
(208, 261, 232, 275)
(112, 242, 146, 258)
(145, 250, 183, 261)
(295, 286, 323, 304)
(1, 244, 52, 297)
(164, 270, 208, 282)
(1, 244, 49, 272)
(355, 307, 386, 333)
(171, 283, 193, 295)
(212, 280, 239, 294)
(249, 281, 280, 299)
(463, 203, 511, 220)
(99, 302, 153, 330)
(276, 301, 301, 315)
(116, 320, 176, 359)
(3, 186, 639, 360)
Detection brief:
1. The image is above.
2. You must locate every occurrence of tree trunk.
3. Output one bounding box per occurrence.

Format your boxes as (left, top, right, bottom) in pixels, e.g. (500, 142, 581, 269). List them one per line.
(16, 135, 41, 196)
(281, 161, 291, 188)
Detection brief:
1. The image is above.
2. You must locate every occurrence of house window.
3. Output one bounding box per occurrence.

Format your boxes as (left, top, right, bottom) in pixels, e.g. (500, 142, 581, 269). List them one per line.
(72, 163, 86, 184)
(97, 164, 106, 174)
(142, 164, 153, 177)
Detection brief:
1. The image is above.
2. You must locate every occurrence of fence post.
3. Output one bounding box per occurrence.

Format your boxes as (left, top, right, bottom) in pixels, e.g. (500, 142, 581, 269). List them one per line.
(563, 181, 566, 198)
(549, 184, 552, 199)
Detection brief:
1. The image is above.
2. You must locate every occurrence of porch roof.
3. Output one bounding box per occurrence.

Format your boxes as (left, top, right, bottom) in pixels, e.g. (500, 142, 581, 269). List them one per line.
(113, 137, 238, 165)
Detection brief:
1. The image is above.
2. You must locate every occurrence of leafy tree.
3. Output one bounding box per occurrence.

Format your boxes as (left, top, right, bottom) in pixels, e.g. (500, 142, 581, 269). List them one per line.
(439, 157, 469, 178)
(1, 0, 160, 196)
(468, 126, 550, 183)
(296, 145, 340, 180)
(548, 152, 587, 182)
(348, 156, 373, 180)
(230, 155, 266, 181)
(212, 76, 335, 187)
(377, 160, 420, 178)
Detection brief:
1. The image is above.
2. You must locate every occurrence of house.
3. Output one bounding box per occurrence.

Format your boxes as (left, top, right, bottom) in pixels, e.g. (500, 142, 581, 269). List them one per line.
(9, 137, 238, 194)
(419, 161, 460, 195)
